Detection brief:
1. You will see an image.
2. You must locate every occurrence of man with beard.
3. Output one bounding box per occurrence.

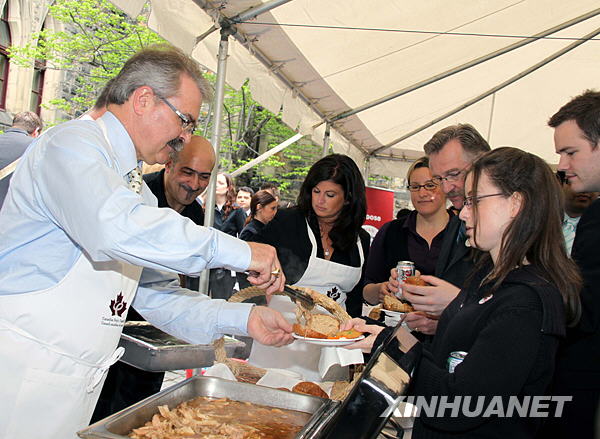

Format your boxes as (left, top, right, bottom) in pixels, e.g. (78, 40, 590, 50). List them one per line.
(0, 45, 291, 438)
(92, 135, 216, 422)
(557, 170, 599, 255)
(144, 135, 214, 226)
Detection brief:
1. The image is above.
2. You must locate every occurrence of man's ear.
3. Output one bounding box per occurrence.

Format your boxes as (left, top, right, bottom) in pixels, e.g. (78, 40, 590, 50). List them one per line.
(164, 161, 173, 173)
(30, 127, 41, 138)
(131, 86, 155, 115)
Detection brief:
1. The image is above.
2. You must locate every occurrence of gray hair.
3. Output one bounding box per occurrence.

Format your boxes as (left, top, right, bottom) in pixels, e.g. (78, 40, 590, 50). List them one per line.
(12, 111, 43, 134)
(106, 44, 213, 105)
(423, 123, 490, 160)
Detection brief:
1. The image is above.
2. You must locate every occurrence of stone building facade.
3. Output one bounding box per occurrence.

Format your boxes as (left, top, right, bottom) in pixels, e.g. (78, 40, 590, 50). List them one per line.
(0, 0, 64, 129)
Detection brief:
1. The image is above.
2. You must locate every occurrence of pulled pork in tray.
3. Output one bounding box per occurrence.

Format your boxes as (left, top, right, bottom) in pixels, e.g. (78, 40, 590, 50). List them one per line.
(129, 396, 311, 439)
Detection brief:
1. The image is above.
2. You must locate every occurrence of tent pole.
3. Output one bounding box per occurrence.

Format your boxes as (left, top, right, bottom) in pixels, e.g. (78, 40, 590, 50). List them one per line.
(322, 123, 331, 157)
(230, 133, 303, 177)
(364, 156, 370, 185)
(329, 8, 600, 124)
(486, 93, 496, 143)
(369, 25, 600, 156)
(199, 25, 232, 294)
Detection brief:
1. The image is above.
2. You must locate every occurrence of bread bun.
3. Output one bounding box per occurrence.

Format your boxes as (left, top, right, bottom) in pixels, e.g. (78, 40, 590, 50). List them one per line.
(383, 295, 414, 313)
(293, 323, 328, 339)
(405, 275, 428, 286)
(307, 314, 340, 337)
(292, 382, 329, 399)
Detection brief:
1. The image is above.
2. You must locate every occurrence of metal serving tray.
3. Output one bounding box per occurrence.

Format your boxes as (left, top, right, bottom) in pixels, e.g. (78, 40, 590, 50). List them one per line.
(78, 375, 338, 439)
(119, 322, 246, 372)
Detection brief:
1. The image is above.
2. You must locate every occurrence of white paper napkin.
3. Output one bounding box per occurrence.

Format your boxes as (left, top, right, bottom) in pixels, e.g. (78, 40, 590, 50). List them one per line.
(203, 363, 237, 381)
(318, 346, 364, 379)
(256, 368, 303, 390)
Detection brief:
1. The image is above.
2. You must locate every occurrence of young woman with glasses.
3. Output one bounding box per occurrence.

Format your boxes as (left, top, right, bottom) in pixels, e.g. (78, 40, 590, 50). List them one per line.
(362, 157, 450, 317)
(345, 147, 581, 439)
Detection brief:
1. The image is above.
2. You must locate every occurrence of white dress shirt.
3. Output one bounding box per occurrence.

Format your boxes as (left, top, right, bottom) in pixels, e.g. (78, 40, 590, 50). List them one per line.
(0, 111, 253, 343)
(562, 213, 580, 256)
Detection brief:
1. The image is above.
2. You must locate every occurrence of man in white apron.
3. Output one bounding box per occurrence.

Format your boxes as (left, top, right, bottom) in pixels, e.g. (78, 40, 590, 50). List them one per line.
(0, 46, 291, 439)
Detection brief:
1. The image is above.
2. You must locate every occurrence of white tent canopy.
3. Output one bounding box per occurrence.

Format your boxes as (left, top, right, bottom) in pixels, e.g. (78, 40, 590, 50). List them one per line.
(110, 0, 600, 177)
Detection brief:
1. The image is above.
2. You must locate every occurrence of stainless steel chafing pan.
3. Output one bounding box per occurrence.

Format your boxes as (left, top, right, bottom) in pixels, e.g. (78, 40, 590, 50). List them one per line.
(78, 375, 338, 439)
(119, 322, 246, 372)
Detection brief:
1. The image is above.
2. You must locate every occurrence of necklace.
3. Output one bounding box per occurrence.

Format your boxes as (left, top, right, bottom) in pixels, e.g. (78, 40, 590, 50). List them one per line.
(319, 222, 333, 258)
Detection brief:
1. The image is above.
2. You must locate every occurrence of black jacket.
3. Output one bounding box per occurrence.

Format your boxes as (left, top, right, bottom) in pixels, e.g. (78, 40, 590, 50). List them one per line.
(375, 265, 565, 439)
(222, 207, 248, 236)
(250, 208, 370, 317)
(434, 214, 477, 288)
(554, 198, 600, 388)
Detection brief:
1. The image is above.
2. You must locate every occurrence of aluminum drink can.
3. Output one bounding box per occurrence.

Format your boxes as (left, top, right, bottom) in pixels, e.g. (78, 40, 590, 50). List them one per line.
(447, 351, 468, 373)
(395, 261, 415, 298)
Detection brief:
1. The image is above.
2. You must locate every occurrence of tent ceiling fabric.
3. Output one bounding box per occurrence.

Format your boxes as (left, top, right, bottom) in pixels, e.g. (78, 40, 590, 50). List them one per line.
(110, 0, 600, 173)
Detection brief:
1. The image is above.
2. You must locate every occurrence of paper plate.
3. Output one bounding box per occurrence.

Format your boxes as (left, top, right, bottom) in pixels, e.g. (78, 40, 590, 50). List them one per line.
(292, 334, 365, 346)
(382, 309, 407, 318)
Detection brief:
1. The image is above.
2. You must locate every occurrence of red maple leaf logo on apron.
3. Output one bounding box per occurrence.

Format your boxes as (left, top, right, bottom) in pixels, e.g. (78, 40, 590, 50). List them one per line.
(109, 292, 128, 317)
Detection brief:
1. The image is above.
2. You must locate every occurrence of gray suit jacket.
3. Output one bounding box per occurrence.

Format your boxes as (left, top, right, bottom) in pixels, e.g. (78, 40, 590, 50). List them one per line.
(0, 128, 35, 209)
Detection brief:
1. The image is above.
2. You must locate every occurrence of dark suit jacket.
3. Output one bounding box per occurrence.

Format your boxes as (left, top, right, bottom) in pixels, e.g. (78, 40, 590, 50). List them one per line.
(555, 198, 600, 389)
(222, 207, 248, 236)
(434, 214, 477, 288)
(0, 128, 35, 208)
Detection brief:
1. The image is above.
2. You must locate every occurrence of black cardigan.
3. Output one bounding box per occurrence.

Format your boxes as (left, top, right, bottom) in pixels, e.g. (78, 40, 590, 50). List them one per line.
(375, 265, 565, 439)
(249, 207, 370, 317)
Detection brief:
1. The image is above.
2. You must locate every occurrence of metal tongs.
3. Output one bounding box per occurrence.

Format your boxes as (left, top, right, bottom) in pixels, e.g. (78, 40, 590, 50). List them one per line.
(246, 268, 315, 309)
(282, 285, 315, 309)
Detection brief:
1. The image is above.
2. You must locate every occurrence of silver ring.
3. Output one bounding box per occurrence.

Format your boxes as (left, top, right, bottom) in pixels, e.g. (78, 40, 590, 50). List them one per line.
(415, 327, 419, 332)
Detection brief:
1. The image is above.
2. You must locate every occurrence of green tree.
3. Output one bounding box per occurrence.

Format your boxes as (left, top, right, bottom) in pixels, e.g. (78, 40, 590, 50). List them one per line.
(10, 0, 320, 200)
(9, 0, 163, 118)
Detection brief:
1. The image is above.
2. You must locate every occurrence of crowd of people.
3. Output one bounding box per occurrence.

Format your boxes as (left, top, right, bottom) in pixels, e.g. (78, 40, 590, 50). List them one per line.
(0, 43, 598, 439)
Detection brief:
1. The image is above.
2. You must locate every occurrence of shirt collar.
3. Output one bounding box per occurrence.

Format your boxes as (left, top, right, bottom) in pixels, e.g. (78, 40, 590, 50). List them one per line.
(98, 111, 139, 176)
(6, 128, 29, 136)
(563, 212, 580, 225)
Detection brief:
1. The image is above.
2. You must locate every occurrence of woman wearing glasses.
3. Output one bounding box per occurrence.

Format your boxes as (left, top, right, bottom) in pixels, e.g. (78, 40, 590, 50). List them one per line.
(363, 157, 450, 318)
(346, 147, 581, 439)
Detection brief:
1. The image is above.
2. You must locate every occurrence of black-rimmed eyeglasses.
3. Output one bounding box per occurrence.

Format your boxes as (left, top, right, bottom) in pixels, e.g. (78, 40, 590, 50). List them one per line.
(407, 182, 438, 192)
(158, 95, 197, 133)
(463, 193, 505, 207)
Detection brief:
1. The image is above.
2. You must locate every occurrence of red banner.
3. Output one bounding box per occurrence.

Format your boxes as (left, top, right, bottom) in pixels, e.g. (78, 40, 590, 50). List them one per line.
(363, 186, 395, 238)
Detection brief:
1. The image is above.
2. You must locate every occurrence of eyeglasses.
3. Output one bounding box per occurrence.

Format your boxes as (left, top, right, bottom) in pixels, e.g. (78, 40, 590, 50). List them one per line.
(463, 193, 505, 207)
(158, 95, 197, 133)
(431, 164, 470, 185)
(407, 182, 438, 192)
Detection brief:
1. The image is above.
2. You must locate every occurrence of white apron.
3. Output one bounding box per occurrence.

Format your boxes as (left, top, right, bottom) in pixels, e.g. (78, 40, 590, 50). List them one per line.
(249, 219, 364, 381)
(0, 120, 144, 439)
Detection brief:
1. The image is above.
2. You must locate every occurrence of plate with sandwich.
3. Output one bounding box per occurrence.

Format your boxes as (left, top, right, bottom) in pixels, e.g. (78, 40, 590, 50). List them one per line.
(293, 314, 364, 346)
(382, 295, 414, 318)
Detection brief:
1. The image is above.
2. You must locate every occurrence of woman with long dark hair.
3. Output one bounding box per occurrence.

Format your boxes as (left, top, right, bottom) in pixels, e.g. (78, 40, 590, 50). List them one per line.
(345, 147, 581, 438)
(247, 154, 370, 380)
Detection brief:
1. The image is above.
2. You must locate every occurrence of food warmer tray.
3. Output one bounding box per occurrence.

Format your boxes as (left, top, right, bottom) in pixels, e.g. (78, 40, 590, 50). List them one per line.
(119, 322, 246, 372)
(87, 322, 417, 438)
(78, 375, 339, 439)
